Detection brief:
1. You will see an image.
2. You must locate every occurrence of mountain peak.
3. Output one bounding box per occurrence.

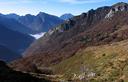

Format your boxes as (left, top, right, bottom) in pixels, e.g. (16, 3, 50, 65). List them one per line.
(112, 2, 128, 7)
(37, 12, 48, 16)
(38, 12, 45, 14)
(112, 2, 128, 11)
(60, 13, 74, 20)
(25, 14, 32, 16)
(105, 2, 128, 18)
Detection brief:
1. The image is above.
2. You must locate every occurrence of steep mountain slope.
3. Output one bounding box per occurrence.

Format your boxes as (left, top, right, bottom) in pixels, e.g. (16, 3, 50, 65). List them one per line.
(18, 12, 64, 34)
(0, 45, 21, 62)
(53, 40, 128, 82)
(60, 13, 74, 20)
(0, 60, 50, 82)
(11, 2, 128, 72)
(0, 15, 33, 34)
(0, 23, 35, 54)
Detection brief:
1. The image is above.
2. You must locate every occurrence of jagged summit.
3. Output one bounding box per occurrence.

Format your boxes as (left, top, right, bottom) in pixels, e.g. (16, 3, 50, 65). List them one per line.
(105, 2, 128, 18)
(37, 12, 49, 16)
(112, 2, 128, 11)
(112, 2, 128, 7)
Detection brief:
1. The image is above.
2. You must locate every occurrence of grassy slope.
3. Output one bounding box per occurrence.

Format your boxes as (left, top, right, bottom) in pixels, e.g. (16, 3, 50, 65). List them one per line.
(53, 40, 128, 82)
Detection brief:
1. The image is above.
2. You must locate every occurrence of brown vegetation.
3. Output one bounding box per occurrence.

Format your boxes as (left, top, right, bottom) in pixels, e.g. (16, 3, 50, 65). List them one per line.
(10, 3, 128, 76)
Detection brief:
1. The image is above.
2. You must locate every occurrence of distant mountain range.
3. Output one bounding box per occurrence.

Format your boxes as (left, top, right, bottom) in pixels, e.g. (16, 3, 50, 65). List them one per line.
(18, 12, 64, 34)
(60, 13, 74, 20)
(0, 15, 33, 34)
(0, 12, 65, 62)
(3, 13, 20, 20)
(2, 12, 64, 34)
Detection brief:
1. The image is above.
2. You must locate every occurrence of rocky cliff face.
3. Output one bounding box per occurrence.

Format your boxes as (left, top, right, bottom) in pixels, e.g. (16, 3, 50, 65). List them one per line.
(11, 2, 128, 73)
(106, 2, 128, 18)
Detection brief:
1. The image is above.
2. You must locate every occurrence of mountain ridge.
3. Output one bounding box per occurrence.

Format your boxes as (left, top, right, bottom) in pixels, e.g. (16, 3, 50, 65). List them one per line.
(18, 12, 64, 34)
(0, 12, 64, 34)
(60, 13, 74, 20)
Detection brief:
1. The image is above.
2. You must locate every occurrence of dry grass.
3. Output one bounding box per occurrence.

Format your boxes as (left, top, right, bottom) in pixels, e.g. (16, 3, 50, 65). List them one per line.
(53, 40, 128, 82)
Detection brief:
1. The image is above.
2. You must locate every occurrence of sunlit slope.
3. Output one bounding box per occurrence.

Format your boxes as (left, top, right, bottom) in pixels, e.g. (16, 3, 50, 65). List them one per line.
(53, 40, 128, 82)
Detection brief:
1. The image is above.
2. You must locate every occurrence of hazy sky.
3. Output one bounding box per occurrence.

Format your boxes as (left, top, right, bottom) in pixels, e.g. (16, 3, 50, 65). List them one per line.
(0, 0, 128, 16)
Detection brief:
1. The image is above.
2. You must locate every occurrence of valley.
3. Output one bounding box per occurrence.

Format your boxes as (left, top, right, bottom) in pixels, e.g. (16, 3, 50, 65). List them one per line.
(0, 1, 128, 82)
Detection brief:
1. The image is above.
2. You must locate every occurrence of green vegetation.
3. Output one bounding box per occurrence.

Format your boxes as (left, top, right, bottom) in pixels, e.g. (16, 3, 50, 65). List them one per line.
(53, 40, 128, 82)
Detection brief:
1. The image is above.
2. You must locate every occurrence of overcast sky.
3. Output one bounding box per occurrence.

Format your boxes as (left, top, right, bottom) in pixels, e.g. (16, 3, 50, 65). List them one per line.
(0, 0, 127, 16)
